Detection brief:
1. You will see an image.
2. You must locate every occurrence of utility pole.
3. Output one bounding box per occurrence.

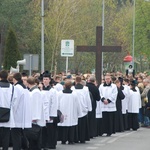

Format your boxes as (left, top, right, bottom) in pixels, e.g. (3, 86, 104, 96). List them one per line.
(41, 0, 44, 73)
(102, 0, 105, 76)
(132, 0, 135, 69)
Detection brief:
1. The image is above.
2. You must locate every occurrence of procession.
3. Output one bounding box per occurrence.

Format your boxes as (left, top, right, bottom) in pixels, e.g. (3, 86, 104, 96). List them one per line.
(0, 0, 150, 150)
(0, 69, 150, 150)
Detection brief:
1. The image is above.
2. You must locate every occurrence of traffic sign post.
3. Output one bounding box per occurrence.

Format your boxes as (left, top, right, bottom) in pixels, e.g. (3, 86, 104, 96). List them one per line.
(61, 40, 74, 74)
(61, 40, 74, 57)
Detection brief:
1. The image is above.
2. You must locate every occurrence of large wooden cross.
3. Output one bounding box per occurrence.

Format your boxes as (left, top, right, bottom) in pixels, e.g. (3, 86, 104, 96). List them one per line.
(77, 26, 121, 85)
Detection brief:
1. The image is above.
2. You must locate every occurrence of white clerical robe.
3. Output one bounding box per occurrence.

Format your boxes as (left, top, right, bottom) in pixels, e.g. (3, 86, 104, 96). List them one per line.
(58, 91, 82, 126)
(53, 83, 64, 92)
(96, 101, 102, 118)
(13, 84, 32, 128)
(41, 88, 58, 123)
(99, 83, 118, 112)
(71, 86, 92, 118)
(122, 85, 130, 114)
(128, 89, 141, 113)
(0, 84, 17, 128)
(30, 88, 45, 127)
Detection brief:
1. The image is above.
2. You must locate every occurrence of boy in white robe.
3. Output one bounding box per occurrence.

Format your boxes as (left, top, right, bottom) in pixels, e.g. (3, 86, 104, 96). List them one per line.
(71, 76, 92, 143)
(127, 80, 141, 130)
(58, 80, 82, 144)
(25, 77, 45, 150)
(12, 73, 32, 150)
(0, 70, 17, 150)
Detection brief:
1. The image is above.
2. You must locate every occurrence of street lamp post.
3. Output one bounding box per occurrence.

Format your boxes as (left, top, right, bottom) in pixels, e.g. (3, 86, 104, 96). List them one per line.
(132, 0, 135, 69)
(41, 0, 44, 73)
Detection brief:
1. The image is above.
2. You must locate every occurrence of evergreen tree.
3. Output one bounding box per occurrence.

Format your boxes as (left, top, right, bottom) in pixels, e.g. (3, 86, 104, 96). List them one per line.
(3, 28, 20, 70)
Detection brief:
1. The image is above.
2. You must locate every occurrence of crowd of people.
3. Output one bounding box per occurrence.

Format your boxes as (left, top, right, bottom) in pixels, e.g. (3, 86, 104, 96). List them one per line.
(0, 69, 150, 150)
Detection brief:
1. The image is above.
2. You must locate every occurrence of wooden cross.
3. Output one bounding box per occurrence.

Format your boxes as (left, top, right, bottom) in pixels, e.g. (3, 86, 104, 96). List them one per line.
(77, 26, 121, 85)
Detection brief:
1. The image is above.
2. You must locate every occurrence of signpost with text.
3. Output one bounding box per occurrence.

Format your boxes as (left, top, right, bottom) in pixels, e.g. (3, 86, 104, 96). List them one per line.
(61, 40, 74, 74)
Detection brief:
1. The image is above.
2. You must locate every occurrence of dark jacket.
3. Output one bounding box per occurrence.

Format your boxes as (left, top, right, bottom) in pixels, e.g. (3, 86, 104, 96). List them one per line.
(86, 82, 101, 110)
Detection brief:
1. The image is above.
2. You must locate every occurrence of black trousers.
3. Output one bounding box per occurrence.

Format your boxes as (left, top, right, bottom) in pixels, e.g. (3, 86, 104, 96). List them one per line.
(102, 111, 116, 135)
(46, 123, 57, 148)
(11, 128, 22, 150)
(0, 127, 10, 150)
(58, 126, 76, 143)
(24, 124, 42, 150)
(128, 113, 139, 130)
(78, 115, 90, 142)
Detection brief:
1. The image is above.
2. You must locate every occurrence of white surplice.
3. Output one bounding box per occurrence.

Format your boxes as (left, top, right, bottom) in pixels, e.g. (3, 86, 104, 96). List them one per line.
(13, 84, 32, 128)
(122, 85, 130, 114)
(0, 84, 17, 128)
(128, 89, 141, 113)
(30, 88, 45, 127)
(71, 86, 92, 118)
(41, 88, 58, 123)
(57, 91, 82, 126)
(99, 83, 118, 112)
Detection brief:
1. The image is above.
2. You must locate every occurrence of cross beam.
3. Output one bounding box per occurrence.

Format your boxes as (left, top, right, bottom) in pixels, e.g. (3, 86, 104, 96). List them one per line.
(77, 26, 122, 85)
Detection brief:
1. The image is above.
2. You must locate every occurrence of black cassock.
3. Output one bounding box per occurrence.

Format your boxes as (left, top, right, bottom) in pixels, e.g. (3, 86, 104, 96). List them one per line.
(86, 82, 100, 138)
(74, 83, 90, 143)
(115, 87, 125, 132)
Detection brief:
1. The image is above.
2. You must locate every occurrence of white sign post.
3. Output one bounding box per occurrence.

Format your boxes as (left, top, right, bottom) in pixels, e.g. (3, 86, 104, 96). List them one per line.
(61, 40, 74, 74)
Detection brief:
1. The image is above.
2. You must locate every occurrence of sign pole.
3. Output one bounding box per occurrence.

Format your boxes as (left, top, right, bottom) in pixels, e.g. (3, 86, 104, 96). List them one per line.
(29, 54, 32, 76)
(66, 56, 68, 74)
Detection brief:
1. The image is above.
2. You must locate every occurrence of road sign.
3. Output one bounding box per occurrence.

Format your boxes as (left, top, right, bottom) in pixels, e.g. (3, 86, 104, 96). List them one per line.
(23, 54, 39, 70)
(61, 40, 74, 57)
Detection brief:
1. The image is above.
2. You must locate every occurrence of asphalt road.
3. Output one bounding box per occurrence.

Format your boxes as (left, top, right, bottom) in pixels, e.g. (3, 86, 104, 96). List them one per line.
(6, 127, 150, 150)
(56, 127, 150, 150)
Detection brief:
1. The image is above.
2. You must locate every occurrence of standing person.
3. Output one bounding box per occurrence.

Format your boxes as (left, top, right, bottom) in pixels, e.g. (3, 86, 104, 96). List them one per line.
(141, 78, 150, 126)
(137, 76, 144, 126)
(122, 78, 130, 130)
(71, 76, 92, 143)
(127, 80, 141, 130)
(99, 75, 118, 136)
(114, 79, 125, 132)
(57, 80, 82, 144)
(26, 77, 45, 150)
(12, 73, 32, 150)
(96, 100, 103, 136)
(86, 76, 100, 138)
(21, 72, 28, 88)
(43, 71, 51, 90)
(41, 71, 51, 149)
(144, 89, 150, 122)
(53, 75, 63, 92)
(0, 70, 17, 150)
(42, 71, 58, 149)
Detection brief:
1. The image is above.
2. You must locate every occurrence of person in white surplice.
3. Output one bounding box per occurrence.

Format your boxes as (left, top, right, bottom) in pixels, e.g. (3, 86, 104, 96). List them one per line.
(12, 72, 32, 150)
(0, 70, 17, 150)
(71, 76, 92, 143)
(25, 76, 45, 150)
(57, 80, 82, 144)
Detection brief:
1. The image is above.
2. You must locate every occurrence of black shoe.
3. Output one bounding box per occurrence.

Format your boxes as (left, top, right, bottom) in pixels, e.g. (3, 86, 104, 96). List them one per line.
(106, 134, 111, 136)
(80, 141, 85, 143)
(61, 141, 66, 144)
(68, 142, 74, 144)
(49, 146, 56, 149)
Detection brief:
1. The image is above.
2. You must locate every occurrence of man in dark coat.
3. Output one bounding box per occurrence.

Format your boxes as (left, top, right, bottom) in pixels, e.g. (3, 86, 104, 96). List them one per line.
(86, 76, 101, 138)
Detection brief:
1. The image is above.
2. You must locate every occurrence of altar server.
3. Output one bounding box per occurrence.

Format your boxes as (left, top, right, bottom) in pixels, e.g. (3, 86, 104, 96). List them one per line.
(71, 76, 92, 143)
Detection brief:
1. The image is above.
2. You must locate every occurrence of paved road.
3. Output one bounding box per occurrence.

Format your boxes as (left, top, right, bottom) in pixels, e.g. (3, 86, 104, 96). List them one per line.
(7, 127, 150, 150)
(56, 127, 150, 150)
